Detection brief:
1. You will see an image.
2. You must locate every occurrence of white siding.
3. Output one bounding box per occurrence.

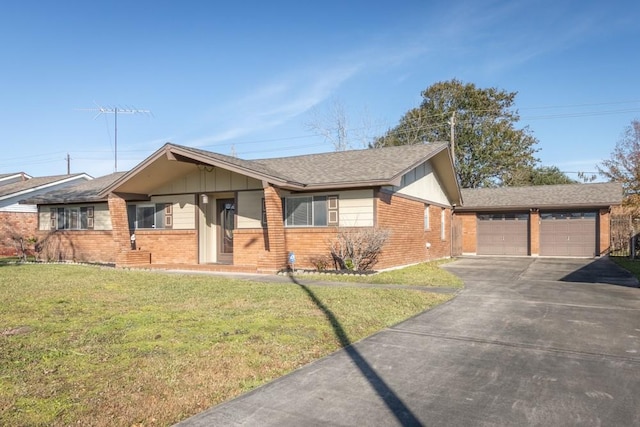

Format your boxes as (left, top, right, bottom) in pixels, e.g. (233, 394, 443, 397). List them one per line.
(153, 169, 263, 194)
(151, 195, 196, 229)
(338, 189, 374, 227)
(395, 160, 450, 206)
(93, 204, 111, 230)
(237, 191, 263, 229)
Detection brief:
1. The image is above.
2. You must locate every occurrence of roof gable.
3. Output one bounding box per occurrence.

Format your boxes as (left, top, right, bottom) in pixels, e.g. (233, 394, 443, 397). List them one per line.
(99, 142, 460, 203)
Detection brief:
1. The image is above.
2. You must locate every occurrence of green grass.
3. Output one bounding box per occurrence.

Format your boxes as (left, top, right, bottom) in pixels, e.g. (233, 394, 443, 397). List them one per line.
(610, 256, 640, 277)
(297, 259, 464, 288)
(0, 263, 457, 426)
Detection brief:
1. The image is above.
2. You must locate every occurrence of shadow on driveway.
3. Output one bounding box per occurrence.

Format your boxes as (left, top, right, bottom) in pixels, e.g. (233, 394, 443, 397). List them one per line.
(286, 273, 422, 426)
(560, 257, 639, 287)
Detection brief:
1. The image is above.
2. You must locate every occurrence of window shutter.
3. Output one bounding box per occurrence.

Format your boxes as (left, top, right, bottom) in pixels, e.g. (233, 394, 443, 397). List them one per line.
(327, 195, 339, 226)
(87, 207, 94, 230)
(50, 208, 56, 229)
(163, 203, 173, 229)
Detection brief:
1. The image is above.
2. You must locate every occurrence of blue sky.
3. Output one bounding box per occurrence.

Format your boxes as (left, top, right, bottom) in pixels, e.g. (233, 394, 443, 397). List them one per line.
(1, 1, 639, 181)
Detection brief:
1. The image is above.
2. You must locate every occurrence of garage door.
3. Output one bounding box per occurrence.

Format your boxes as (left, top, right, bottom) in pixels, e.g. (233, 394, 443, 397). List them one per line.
(477, 213, 529, 255)
(540, 212, 596, 257)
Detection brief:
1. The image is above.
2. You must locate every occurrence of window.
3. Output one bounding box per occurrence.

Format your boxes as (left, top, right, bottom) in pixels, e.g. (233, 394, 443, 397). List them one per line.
(440, 208, 446, 240)
(424, 204, 430, 230)
(284, 196, 330, 227)
(127, 203, 171, 230)
(50, 207, 94, 230)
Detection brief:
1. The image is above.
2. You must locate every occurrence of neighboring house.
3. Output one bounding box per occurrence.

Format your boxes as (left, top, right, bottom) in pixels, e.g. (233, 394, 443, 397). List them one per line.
(28, 142, 461, 271)
(454, 183, 623, 257)
(0, 172, 93, 256)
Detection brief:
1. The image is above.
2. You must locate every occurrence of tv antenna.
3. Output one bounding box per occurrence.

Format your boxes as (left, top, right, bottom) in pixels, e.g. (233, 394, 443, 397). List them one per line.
(79, 102, 152, 171)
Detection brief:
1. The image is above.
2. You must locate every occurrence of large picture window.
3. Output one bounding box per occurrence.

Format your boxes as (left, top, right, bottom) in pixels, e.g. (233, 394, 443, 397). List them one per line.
(50, 207, 94, 230)
(284, 196, 328, 227)
(127, 203, 172, 230)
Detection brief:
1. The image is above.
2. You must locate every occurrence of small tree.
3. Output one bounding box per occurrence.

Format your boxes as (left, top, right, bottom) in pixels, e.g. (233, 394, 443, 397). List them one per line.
(329, 228, 390, 272)
(597, 119, 640, 218)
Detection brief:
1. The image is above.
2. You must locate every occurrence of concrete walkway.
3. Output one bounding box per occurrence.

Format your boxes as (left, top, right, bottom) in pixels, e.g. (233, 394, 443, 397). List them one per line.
(176, 257, 640, 426)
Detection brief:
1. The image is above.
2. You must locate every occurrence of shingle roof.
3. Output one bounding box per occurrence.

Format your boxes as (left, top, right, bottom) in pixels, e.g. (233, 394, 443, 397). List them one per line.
(255, 143, 450, 186)
(21, 172, 127, 204)
(459, 182, 623, 210)
(173, 144, 299, 183)
(0, 174, 87, 198)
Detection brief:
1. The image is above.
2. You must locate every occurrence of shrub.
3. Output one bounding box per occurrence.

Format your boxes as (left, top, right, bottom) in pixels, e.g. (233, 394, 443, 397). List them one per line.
(329, 228, 390, 272)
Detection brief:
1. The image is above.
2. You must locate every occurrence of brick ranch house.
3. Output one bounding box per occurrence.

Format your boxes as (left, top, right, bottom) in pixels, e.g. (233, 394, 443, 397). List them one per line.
(0, 172, 92, 256)
(23, 143, 623, 271)
(25, 142, 461, 272)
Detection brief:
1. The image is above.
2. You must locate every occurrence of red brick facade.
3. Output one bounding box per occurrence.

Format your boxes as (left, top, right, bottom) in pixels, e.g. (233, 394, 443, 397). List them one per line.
(34, 230, 118, 263)
(0, 212, 38, 256)
(376, 191, 451, 269)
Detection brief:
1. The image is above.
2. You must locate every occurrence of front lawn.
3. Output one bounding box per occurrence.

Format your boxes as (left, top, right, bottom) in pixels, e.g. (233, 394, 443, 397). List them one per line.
(0, 263, 454, 426)
(610, 256, 640, 278)
(295, 258, 464, 288)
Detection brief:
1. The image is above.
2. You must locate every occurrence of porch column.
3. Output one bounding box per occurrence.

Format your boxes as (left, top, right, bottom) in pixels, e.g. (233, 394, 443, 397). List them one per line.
(258, 184, 287, 272)
(108, 193, 131, 254)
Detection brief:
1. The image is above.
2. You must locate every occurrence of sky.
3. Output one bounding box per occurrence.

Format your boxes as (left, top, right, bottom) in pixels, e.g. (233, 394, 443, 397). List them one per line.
(1, 0, 639, 181)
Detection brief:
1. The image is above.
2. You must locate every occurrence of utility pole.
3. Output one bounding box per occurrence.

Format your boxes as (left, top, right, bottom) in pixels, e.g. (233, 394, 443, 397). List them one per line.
(79, 103, 151, 172)
(449, 111, 456, 166)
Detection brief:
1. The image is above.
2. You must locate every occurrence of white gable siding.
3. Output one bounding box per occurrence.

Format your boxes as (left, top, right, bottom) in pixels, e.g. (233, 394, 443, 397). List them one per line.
(152, 169, 263, 194)
(395, 160, 449, 206)
(150, 195, 196, 229)
(237, 190, 263, 229)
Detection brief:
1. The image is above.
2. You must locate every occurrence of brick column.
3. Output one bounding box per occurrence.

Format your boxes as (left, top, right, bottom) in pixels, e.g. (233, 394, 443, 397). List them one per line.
(529, 209, 540, 256)
(599, 208, 611, 255)
(258, 184, 287, 272)
(108, 194, 133, 264)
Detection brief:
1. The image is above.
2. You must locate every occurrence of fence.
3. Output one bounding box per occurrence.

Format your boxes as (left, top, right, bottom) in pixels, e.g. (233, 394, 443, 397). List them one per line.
(610, 214, 639, 257)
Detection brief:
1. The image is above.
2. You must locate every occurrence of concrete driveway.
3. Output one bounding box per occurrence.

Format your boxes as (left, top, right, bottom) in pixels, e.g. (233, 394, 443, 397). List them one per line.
(176, 257, 640, 426)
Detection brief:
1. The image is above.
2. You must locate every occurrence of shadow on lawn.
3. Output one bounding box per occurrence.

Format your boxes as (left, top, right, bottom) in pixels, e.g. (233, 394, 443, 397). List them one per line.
(288, 273, 422, 426)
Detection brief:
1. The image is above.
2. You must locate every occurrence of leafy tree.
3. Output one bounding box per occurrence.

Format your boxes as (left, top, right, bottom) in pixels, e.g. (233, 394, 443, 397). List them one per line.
(375, 79, 539, 188)
(597, 119, 640, 213)
(506, 165, 577, 186)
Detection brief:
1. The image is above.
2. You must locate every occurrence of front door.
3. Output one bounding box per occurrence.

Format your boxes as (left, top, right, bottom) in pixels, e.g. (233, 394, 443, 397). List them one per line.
(217, 199, 235, 264)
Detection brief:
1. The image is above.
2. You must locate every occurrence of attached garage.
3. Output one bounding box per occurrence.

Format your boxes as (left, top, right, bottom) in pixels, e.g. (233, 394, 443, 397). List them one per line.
(540, 212, 597, 257)
(477, 213, 529, 255)
(456, 183, 623, 258)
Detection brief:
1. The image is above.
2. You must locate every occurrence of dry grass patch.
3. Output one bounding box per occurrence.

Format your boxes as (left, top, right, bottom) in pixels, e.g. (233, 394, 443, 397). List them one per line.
(0, 264, 452, 426)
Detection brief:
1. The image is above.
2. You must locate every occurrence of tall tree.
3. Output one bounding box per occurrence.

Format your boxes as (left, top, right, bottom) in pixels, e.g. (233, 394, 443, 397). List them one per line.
(505, 165, 577, 186)
(597, 119, 640, 212)
(375, 79, 539, 188)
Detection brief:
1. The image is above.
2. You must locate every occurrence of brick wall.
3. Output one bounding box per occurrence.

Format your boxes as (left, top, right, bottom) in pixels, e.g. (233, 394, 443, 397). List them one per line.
(375, 191, 451, 269)
(34, 230, 117, 263)
(599, 208, 611, 255)
(455, 212, 477, 254)
(283, 227, 340, 270)
(132, 229, 198, 264)
(530, 210, 540, 255)
(0, 212, 38, 256)
(256, 185, 287, 272)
